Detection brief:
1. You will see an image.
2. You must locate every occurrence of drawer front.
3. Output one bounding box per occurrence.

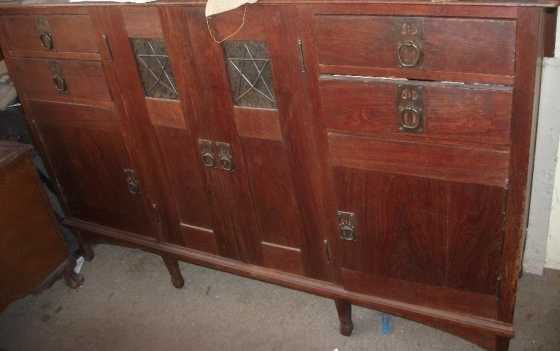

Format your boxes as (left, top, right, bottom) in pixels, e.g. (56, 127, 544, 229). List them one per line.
(328, 132, 509, 188)
(11, 58, 111, 104)
(1, 15, 98, 54)
(320, 76, 513, 146)
(314, 16, 516, 81)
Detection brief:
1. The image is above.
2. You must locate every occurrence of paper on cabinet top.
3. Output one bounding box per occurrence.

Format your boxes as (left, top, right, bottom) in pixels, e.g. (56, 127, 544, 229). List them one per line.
(205, 0, 258, 17)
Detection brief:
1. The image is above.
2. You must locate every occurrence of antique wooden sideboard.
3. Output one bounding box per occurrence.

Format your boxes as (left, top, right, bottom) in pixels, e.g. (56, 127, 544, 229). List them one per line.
(0, 0, 557, 349)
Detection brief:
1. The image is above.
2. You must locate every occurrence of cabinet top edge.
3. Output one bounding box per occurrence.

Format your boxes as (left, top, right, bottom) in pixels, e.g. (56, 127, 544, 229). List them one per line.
(0, 0, 557, 10)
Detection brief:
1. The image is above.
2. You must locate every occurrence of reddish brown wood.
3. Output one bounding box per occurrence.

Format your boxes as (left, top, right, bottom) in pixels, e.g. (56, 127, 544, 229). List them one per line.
(334, 299, 353, 336)
(122, 6, 163, 38)
(28, 100, 154, 237)
(329, 132, 510, 187)
(543, 7, 557, 57)
(0, 2, 550, 350)
(233, 107, 283, 141)
(320, 76, 513, 147)
(180, 224, 219, 255)
(145, 98, 186, 129)
(314, 15, 516, 81)
(1, 14, 98, 54)
(498, 7, 545, 337)
(162, 255, 185, 288)
(0, 142, 76, 311)
(10, 58, 112, 105)
(261, 242, 304, 275)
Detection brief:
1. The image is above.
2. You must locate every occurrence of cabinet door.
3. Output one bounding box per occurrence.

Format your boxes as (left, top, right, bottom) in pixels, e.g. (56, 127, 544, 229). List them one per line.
(29, 101, 154, 237)
(111, 7, 222, 255)
(320, 76, 509, 317)
(181, 6, 331, 278)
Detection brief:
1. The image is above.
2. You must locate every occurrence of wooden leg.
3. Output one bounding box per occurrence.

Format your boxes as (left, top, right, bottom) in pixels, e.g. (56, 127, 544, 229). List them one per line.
(162, 255, 184, 289)
(62, 257, 84, 289)
(77, 233, 94, 262)
(335, 299, 354, 336)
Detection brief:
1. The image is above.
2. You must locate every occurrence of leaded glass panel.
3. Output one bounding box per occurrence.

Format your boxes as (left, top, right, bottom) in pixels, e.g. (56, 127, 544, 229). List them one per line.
(131, 38, 178, 100)
(223, 41, 276, 109)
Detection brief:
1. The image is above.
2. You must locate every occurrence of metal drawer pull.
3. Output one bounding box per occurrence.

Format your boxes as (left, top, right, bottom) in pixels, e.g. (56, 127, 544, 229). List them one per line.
(399, 106, 423, 132)
(397, 84, 424, 133)
(216, 142, 235, 172)
(397, 40, 422, 68)
(39, 32, 54, 50)
(198, 139, 216, 168)
(337, 211, 357, 241)
(52, 73, 67, 94)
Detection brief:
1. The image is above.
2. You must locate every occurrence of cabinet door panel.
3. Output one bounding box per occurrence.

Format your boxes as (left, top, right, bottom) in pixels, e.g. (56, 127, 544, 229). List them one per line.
(30, 100, 153, 237)
(333, 165, 505, 295)
(194, 6, 329, 277)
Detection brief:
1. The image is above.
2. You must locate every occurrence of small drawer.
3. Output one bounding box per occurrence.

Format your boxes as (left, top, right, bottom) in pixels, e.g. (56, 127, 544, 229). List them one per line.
(11, 58, 112, 104)
(1, 15, 98, 55)
(319, 76, 512, 146)
(314, 15, 516, 83)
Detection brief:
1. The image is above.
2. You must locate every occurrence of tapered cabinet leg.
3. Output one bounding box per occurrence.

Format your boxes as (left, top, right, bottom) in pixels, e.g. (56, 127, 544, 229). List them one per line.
(162, 255, 184, 289)
(335, 299, 354, 336)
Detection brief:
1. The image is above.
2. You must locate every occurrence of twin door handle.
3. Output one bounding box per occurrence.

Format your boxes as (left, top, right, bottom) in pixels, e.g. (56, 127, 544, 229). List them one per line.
(198, 139, 235, 172)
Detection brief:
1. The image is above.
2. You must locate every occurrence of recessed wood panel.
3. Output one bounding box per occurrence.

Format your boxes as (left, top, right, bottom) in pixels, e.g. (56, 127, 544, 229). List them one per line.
(180, 223, 218, 255)
(146, 98, 186, 129)
(1, 15, 98, 54)
(11, 58, 111, 105)
(329, 133, 510, 187)
(333, 167, 507, 295)
(320, 77, 512, 146)
(234, 107, 282, 141)
(153, 126, 214, 230)
(122, 7, 163, 38)
(242, 138, 305, 249)
(314, 15, 516, 82)
(261, 241, 304, 275)
(29, 100, 152, 237)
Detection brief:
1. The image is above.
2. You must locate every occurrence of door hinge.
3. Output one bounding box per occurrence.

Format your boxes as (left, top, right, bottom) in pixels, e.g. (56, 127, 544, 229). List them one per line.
(297, 38, 306, 73)
(324, 239, 332, 263)
(337, 210, 357, 241)
(101, 34, 113, 62)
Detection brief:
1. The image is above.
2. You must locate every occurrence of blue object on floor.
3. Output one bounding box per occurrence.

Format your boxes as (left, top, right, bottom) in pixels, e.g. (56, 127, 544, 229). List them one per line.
(381, 313, 392, 335)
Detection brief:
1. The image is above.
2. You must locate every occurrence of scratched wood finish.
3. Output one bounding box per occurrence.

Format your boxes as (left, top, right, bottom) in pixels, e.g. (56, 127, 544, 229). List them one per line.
(1, 15, 98, 54)
(314, 15, 516, 82)
(28, 100, 153, 237)
(320, 77, 513, 147)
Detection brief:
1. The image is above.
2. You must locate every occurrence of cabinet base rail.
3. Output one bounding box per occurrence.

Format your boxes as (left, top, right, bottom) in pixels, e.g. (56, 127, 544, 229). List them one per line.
(64, 217, 514, 351)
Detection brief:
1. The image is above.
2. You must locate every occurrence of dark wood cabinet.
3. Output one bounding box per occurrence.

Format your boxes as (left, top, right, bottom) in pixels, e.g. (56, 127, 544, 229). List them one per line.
(1, 2, 556, 350)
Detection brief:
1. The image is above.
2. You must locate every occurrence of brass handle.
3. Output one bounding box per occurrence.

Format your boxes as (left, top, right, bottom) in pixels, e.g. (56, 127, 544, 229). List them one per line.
(397, 40, 422, 68)
(39, 32, 53, 50)
(52, 73, 67, 94)
(198, 139, 216, 168)
(399, 106, 423, 133)
(216, 142, 235, 172)
(201, 152, 215, 168)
